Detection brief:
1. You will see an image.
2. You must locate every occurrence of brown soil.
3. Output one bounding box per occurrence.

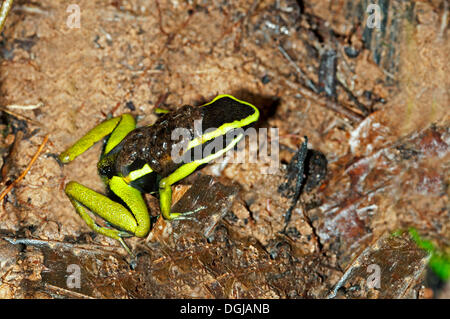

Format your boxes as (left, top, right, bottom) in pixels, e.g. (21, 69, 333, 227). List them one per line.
(0, 0, 448, 299)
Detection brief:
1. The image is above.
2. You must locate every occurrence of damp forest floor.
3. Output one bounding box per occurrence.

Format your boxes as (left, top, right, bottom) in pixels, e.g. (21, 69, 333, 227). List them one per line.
(0, 1, 448, 299)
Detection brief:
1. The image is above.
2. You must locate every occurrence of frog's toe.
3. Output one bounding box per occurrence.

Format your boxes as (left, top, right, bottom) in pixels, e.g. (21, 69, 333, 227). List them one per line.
(184, 205, 206, 215)
(117, 230, 133, 238)
(169, 205, 206, 220)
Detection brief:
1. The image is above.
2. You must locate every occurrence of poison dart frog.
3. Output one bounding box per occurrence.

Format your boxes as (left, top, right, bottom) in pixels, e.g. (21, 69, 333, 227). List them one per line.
(59, 95, 259, 254)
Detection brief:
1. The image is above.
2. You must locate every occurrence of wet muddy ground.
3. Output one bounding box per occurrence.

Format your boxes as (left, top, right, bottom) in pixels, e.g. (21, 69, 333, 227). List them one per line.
(0, 1, 448, 298)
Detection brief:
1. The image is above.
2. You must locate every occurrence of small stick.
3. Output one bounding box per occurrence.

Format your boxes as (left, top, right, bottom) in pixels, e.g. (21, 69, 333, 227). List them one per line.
(6, 102, 44, 110)
(278, 44, 319, 93)
(0, 106, 42, 126)
(0, 134, 49, 202)
(1, 130, 23, 180)
(44, 283, 95, 299)
(0, 0, 13, 33)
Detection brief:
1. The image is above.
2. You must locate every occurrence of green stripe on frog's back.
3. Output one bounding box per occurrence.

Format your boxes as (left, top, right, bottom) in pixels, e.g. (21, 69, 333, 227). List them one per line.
(121, 95, 259, 182)
(186, 95, 259, 151)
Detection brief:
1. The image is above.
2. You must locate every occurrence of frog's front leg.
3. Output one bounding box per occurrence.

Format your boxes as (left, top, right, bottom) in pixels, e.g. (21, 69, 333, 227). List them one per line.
(59, 114, 135, 163)
(159, 133, 244, 220)
(159, 162, 204, 220)
(64, 177, 150, 255)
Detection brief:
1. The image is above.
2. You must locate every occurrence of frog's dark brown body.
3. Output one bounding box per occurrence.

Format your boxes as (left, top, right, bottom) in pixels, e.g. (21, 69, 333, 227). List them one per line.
(116, 105, 202, 178)
(98, 96, 256, 192)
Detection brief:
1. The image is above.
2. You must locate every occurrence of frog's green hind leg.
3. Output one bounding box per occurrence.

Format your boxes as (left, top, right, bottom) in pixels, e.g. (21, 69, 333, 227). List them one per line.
(60, 113, 146, 255)
(59, 114, 135, 163)
(159, 133, 244, 220)
(67, 196, 134, 255)
(64, 178, 151, 255)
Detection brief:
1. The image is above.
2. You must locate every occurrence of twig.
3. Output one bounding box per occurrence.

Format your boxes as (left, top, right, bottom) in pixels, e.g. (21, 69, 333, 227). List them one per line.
(280, 74, 364, 123)
(44, 283, 95, 299)
(278, 44, 319, 93)
(439, 0, 448, 40)
(0, 0, 13, 33)
(3, 235, 121, 255)
(1, 130, 23, 181)
(155, 0, 169, 36)
(277, 45, 365, 123)
(0, 134, 49, 202)
(6, 102, 44, 110)
(0, 106, 42, 126)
